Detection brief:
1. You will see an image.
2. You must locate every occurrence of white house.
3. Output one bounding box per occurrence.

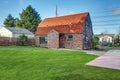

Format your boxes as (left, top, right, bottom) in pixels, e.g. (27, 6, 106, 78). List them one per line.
(0, 27, 34, 38)
(95, 33, 115, 46)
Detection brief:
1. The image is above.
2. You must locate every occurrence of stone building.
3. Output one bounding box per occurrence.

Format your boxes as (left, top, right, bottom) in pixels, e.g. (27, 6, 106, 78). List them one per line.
(35, 12, 93, 49)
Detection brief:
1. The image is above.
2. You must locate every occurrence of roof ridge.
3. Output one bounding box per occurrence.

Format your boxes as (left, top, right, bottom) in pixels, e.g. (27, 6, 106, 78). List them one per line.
(5, 27, 26, 30)
(45, 12, 89, 19)
(38, 12, 88, 27)
(4, 27, 33, 34)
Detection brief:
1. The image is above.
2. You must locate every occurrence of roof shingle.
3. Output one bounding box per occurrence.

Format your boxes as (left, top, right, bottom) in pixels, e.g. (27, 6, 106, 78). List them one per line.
(36, 12, 88, 35)
(5, 27, 34, 35)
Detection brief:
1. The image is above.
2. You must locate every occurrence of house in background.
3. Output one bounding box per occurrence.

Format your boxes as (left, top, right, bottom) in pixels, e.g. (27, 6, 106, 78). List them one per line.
(0, 27, 34, 39)
(95, 33, 115, 46)
(0, 27, 34, 45)
(35, 12, 93, 49)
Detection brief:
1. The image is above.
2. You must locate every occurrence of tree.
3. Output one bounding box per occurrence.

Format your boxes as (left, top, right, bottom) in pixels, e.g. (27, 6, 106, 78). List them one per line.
(3, 14, 16, 27)
(118, 26, 120, 34)
(114, 34, 120, 46)
(16, 5, 41, 33)
(19, 34, 28, 46)
(91, 36, 99, 49)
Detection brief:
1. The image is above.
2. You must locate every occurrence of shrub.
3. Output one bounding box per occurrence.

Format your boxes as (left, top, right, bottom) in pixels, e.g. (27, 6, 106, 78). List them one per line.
(18, 34, 28, 46)
(91, 36, 99, 49)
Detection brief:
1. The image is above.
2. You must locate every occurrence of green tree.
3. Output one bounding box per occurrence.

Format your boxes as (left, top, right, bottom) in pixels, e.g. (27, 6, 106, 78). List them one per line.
(16, 5, 41, 33)
(3, 14, 16, 27)
(19, 34, 28, 46)
(91, 36, 99, 49)
(114, 34, 120, 46)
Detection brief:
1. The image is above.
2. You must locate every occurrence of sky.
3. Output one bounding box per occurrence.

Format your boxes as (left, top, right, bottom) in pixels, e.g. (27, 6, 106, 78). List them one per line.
(0, 0, 120, 34)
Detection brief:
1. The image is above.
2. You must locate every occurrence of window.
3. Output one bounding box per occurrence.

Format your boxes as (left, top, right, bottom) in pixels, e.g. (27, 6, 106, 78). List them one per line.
(50, 33, 56, 41)
(67, 35, 73, 41)
(39, 36, 47, 44)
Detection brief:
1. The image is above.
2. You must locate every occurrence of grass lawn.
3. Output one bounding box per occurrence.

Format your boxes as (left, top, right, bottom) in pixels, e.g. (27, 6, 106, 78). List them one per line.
(0, 46, 120, 80)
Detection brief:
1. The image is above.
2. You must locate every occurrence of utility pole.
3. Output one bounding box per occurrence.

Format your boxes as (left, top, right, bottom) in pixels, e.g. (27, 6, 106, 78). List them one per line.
(56, 5, 58, 17)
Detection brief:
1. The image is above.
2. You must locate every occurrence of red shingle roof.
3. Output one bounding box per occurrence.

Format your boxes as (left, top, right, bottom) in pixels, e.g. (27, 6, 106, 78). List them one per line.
(36, 12, 88, 35)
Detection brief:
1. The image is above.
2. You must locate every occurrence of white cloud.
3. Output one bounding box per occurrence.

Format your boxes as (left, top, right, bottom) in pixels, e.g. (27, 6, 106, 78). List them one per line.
(113, 8, 120, 15)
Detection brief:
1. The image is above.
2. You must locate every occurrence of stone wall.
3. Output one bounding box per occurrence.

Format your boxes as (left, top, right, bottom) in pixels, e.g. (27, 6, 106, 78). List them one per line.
(47, 30, 59, 48)
(64, 33, 83, 49)
(36, 33, 83, 49)
(35, 36, 39, 46)
(35, 35, 47, 47)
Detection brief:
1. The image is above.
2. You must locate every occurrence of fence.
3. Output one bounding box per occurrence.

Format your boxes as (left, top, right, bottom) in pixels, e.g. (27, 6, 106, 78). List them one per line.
(0, 37, 35, 46)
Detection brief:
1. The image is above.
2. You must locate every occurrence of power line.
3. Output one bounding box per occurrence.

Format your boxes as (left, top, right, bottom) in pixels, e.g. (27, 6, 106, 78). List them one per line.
(92, 15, 120, 18)
(92, 22, 120, 25)
(90, 9, 120, 33)
(91, 15, 120, 25)
(90, 9, 117, 13)
(92, 19, 120, 22)
(93, 24, 120, 26)
(90, 7, 120, 15)
(93, 27, 119, 29)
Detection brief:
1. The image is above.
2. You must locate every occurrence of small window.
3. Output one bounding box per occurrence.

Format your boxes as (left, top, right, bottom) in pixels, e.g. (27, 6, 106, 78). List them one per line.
(50, 33, 56, 41)
(39, 36, 47, 44)
(67, 35, 73, 41)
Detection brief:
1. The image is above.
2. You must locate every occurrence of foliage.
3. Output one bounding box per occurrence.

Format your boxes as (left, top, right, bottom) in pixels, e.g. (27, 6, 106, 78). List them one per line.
(3, 14, 16, 27)
(91, 36, 99, 49)
(114, 34, 120, 46)
(0, 46, 120, 80)
(16, 5, 41, 33)
(18, 34, 28, 46)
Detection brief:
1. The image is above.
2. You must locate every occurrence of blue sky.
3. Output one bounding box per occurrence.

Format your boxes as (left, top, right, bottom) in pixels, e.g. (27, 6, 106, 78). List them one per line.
(0, 0, 120, 34)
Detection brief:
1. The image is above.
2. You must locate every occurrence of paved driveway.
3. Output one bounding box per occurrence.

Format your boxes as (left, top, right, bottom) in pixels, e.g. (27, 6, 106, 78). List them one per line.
(83, 50, 106, 56)
(105, 50, 120, 56)
(86, 49, 120, 70)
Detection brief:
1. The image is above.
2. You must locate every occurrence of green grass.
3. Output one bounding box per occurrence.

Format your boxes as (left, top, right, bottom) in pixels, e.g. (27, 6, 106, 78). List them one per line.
(0, 46, 120, 80)
(114, 46, 120, 48)
(0, 45, 45, 50)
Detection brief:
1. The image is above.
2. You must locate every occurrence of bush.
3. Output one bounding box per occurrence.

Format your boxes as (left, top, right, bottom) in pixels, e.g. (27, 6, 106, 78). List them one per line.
(18, 34, 28, 46)
(91, 36, 99, 49)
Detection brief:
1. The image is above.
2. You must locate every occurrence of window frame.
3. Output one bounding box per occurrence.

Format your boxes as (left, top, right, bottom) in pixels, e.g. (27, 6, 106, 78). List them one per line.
(39, 35, 47, 44)
(67, 35, 73, 41)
